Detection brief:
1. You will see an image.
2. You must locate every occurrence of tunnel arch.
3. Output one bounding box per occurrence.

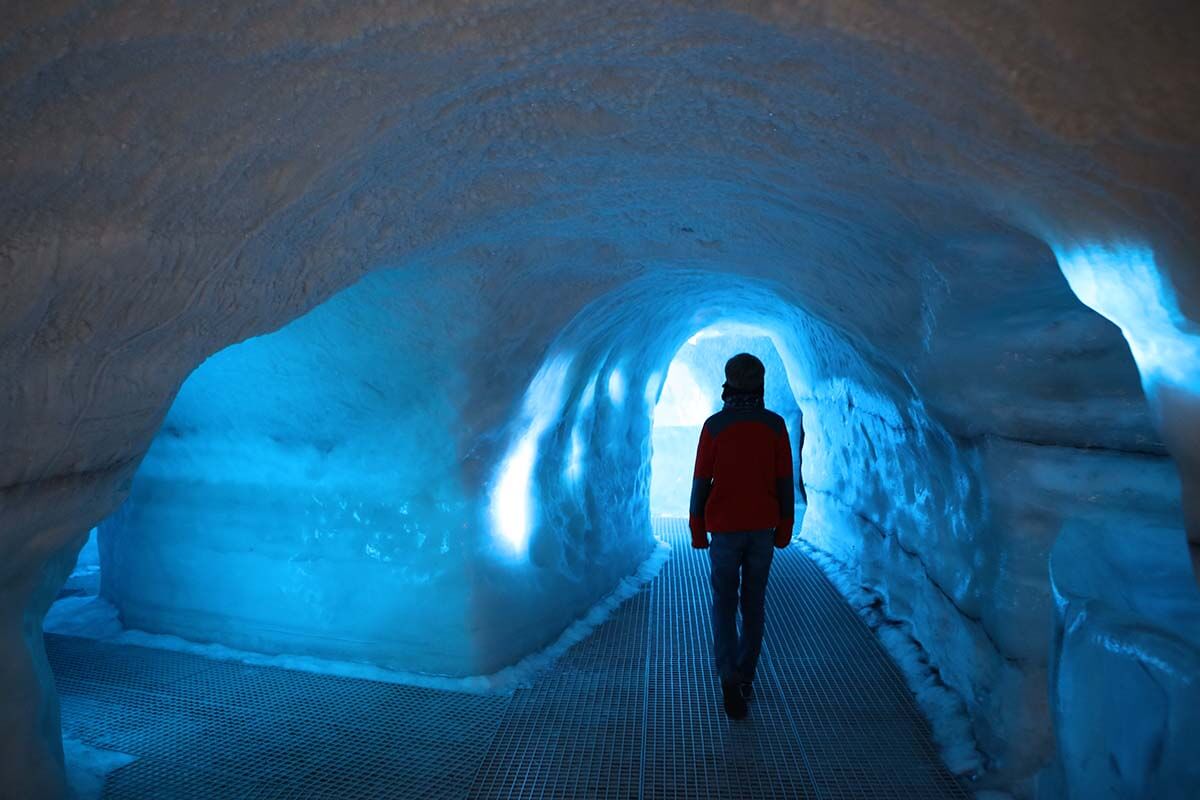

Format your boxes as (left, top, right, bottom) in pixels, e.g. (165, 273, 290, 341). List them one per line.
(31, 176, 1194, 799)
(87, 264, 987, 662)
(5, 4, 1199, 797)
(462, 269, 1009, 774)
(74, 247, 1189, 793)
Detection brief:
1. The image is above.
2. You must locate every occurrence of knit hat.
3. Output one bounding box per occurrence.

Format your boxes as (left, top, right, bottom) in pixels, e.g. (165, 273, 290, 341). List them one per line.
(723, 353, 765, 394)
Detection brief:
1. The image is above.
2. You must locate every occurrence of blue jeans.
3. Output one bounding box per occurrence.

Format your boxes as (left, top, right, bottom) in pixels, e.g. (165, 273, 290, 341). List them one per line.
(708, 529, 775, 685)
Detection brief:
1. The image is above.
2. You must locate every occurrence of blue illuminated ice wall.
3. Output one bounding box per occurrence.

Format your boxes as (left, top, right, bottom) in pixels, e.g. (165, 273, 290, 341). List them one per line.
(99, 266, 993, 707)
(98, 267, 707, 676)
(1046, 242, 1200, 797)
(100, 269, 491, 673)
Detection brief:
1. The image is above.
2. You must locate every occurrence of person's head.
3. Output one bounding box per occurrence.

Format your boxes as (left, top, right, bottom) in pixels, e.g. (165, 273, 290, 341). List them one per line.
(722, 352, 765, 400)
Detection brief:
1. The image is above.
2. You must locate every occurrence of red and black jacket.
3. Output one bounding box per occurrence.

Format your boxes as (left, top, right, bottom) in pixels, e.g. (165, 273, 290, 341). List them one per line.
(689, 399, 800, 548)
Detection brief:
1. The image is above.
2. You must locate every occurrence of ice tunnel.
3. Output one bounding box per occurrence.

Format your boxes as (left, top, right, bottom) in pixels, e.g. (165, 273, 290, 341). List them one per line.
(4, 2, 1200, 799)
(94, 272, 868, 678)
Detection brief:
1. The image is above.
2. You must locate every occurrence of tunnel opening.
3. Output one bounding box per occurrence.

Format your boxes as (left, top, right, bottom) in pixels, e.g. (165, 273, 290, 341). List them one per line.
(43, 525, 127, 648)
(649, 323, 805, 520)
(40, 272, 852, 684)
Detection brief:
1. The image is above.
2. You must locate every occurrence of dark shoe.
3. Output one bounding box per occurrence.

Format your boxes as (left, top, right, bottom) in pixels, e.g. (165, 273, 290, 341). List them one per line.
(721, 681, 748, 720)
(738, 682, 754, 702)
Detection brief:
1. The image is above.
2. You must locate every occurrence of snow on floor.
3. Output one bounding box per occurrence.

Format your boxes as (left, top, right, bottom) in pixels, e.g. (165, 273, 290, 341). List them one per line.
(48, 530, 1002, 793)
(798, 539, 987, 780)
(63, 737, 136, 800)
(45, 538, 671, 695)
(44, 595, 123, 639)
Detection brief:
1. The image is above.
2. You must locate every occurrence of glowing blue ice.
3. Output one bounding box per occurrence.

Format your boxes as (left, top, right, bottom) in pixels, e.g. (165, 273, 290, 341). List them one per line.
(492, 433, 538, 557)
(607, 368, 625, 406)
(579, 375, 597, 412)
(489, 355, 574, 558)
(644, 372, 663, 407)
(565, 427, 586, 483)
(1055, 242, 1200, 392)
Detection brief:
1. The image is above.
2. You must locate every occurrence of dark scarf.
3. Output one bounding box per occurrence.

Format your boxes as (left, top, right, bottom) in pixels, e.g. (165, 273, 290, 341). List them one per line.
(722, 390, 764, 409)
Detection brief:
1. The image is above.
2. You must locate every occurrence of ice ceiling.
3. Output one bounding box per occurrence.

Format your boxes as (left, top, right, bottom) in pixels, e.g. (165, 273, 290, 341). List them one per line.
(2, 2, 1198, 799)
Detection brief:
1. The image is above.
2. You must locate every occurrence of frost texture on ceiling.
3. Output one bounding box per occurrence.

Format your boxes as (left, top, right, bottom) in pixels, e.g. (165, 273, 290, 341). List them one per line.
(2, 2, 1199, 798)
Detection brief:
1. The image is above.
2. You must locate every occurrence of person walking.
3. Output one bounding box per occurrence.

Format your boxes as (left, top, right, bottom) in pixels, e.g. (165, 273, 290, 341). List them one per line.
(688, 352, 804, 720)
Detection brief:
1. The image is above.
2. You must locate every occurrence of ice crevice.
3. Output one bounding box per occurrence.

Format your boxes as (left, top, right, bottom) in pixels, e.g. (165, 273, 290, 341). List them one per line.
(977, 433, 1171, 459)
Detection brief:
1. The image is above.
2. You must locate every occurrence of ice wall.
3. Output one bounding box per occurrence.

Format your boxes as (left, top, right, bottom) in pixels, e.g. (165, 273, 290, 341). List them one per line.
(99, 268, 656, 676)
(1048, 523, 1200, 799)
(797, 268, 1189, 793)
(3, 2, 1199, 797)
(1052, 243, 1200, 576)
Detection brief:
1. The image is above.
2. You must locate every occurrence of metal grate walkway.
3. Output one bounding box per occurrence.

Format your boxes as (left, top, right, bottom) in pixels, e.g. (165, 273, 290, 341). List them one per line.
(49, 518, 967, 799)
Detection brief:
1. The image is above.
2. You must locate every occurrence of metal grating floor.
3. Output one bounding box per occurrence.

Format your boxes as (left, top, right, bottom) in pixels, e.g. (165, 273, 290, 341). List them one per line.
(49, 518, 968, 799)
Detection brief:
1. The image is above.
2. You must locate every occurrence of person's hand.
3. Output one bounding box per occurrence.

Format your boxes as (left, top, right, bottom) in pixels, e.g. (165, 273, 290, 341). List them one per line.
(690, 519, 709, 549)
(774, 518, 794, 549)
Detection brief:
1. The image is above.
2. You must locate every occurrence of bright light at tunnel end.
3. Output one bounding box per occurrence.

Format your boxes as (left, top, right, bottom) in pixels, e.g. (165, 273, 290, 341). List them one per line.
(655, 360, 714, 427)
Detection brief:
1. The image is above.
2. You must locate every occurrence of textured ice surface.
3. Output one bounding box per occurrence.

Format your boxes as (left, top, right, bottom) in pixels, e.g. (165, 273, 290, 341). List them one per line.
(99, 270, 660, 676)
(1047, 524, 1200, 799)
(3, 3, 1199, 797)
(76, 268, 1194, 796)
(43, 596, 121, 640)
